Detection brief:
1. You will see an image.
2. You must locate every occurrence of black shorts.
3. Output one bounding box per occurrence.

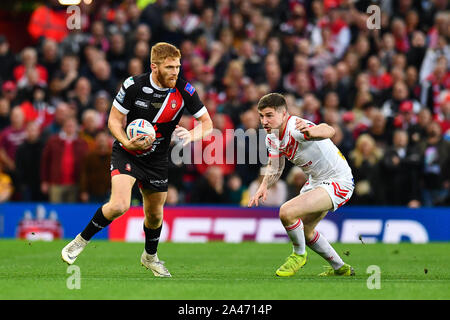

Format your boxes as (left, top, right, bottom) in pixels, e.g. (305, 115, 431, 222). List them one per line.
(110, 143, 169, 192)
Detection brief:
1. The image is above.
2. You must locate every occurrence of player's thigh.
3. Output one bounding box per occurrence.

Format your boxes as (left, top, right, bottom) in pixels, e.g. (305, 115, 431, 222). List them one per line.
(141, 189, 167, 214)
(280, 186, 333, 221)
(103, 174, 136, 217)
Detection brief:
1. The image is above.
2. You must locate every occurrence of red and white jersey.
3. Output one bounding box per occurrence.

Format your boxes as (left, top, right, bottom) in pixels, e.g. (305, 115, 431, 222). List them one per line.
(266, 116, 352, 180)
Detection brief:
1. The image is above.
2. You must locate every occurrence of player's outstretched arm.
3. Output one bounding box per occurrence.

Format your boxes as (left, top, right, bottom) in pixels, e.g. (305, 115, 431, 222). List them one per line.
(295, 118, 335, 140)
(174, 112, 213, 146)
(248, 157, 285, 207)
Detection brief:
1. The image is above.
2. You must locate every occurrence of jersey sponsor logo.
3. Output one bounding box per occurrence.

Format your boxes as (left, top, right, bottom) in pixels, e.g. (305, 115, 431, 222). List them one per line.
(142, 86, 153, 94)
(149, 179, 168, 185)
(153, 93, 166, 98)
(125, 163, 131, 172)
(135, 99, 150, 109)
(151, 102, 163, 109)
(170, 99, 177, 109)
(123, 76, 134, 89)
(184, 82, 195, 96)
(116, 88, 125, 104)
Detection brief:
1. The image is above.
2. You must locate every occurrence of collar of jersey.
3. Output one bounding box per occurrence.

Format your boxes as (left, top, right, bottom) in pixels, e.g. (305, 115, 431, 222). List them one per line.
(149, 73, 169, 91)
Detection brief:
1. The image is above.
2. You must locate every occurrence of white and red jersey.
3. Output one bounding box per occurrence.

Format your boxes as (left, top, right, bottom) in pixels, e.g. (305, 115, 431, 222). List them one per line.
(265, 116, 352, 180)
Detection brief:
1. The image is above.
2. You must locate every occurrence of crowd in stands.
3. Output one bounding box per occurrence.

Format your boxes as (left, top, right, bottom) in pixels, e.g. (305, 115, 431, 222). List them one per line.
(0, 0, 449, 208)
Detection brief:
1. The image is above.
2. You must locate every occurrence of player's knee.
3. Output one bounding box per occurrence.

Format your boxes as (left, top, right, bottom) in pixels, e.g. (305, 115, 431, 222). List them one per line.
(108, 200, 130, 217)
(279, 204, 296, 224)
(145, 210, 163, 223)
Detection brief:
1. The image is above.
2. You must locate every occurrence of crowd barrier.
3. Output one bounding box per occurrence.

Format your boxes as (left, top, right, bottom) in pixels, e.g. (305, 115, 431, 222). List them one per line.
(0, 203, 448, 243)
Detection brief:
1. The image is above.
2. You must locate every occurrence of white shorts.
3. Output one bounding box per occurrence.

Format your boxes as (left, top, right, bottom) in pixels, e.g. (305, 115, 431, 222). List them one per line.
(300, 176, 354, 212)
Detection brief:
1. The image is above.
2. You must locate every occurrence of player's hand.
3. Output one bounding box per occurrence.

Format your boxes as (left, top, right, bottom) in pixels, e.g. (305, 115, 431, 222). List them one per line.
(174, 125, 192, 146)
(248, 185, 268, 207)
(124, 134, 155, 151)
(295, 118, 314, 139)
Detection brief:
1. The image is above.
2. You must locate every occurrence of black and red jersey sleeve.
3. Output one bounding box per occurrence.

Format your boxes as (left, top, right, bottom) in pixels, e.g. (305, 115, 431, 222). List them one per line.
(178, 81, 207, 119)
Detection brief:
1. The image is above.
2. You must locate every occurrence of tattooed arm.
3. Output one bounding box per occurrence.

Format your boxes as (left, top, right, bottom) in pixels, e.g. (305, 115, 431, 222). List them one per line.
(248, 156, 285, 207)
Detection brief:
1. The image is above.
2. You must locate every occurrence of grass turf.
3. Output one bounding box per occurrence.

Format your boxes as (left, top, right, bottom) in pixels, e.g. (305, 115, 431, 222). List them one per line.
(0, 240, 449, 300)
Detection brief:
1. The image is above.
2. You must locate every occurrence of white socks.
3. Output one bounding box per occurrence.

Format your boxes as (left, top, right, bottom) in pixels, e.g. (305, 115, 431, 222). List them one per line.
(284, 219, 306, 255)
(307, 230, 344, 270)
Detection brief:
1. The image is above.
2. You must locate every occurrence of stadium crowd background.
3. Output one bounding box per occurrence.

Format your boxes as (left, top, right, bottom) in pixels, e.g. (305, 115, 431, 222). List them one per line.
(0, 0, 449, 208)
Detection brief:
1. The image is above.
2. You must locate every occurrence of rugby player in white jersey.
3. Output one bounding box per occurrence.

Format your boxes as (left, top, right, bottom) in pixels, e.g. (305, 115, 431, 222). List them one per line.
(248, 93, 355, 277)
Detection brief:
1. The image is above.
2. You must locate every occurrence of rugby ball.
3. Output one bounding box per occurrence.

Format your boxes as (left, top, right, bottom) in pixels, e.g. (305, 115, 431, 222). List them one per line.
(126, 119, 155, 140)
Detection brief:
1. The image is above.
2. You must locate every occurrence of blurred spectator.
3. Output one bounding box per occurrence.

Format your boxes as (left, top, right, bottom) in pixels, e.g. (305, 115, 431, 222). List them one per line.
(418, 121, 450, 206)
(173, 0, 200, 36)
(238, 40, 265, 85)
(15, 121, 45, 201)
(69, 77, 93, 122)
(420, 56, 450, 115)
(88, 21, 110, 53)
(409, 108, 433, 146)
(107, 33, 129, 81)
(0, 97, 11, 131)
(89, 59, 117, 97)
(14, 47, 48, 86)
(0, 35, 16, 83)
(28, 1, 68, 43)
(420, 35, 450, 82)
(140, 0, 169, 43)
(407, 31, 427, 70)
(107, 8, 131, 37)
(381, 129, 422, 206)
(133, 40, 151, 73)
(79, 109, 100, 152)
(1, 80, 20, 106)
(300, 94, 322, 124)
(348, 134, 384, 205)
(50, 54, 79, 100)
(41, 102, 72, 142)
(93, 91, 111, 130)
(362, 109, 392, 150)
(166, 184, 179, 205)
(39, 38, 61, 81)
(436, 92, 450, 134)
(234, 106, 263, 187)
(0, 106, 26, 173)
(381, 81, 421, 119)
(79, 130, 112, 203)
(128, 57, 144, 77)
(391, 18, 410, 53)
(227, 173, 246, 205)
(40, 117, 88, 203)
(285, 166, 307, 200)
(126, 23, 152, 57)
(191, 165, 228, 203)
(19, 83, 55, 129)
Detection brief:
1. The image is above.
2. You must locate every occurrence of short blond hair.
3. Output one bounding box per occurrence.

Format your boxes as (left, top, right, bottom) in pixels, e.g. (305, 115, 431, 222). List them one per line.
(150, 42, 181, 65)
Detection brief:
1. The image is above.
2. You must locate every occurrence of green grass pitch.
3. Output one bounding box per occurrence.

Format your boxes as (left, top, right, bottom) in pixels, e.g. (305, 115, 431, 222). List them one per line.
(0, 240, 449, 300)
